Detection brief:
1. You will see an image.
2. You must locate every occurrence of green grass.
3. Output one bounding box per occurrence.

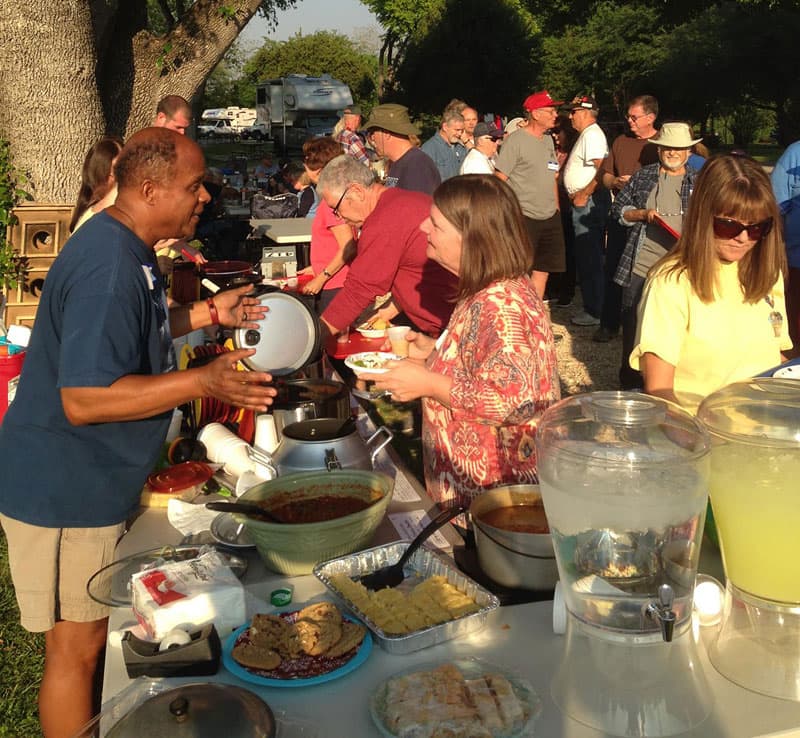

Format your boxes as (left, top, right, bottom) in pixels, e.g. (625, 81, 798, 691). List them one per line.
(0, 530, 44, 738)
(713, 142, 784, 166)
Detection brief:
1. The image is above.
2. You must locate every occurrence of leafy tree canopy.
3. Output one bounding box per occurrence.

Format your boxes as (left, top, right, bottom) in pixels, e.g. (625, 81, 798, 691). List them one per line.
(537, 0, 800, 142)
(202, 43, 257, 108)
(392, 0, 540, 115)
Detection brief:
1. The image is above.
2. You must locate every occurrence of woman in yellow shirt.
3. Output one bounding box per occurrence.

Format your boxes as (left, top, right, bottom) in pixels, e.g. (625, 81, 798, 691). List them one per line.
(632, 154, 791, 412)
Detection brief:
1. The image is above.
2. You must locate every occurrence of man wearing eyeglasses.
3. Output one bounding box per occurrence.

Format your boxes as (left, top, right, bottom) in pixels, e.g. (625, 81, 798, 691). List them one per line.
(495, 90, 566, 301)
(595, 95, 661, 344)
(316, 155, 457, 338)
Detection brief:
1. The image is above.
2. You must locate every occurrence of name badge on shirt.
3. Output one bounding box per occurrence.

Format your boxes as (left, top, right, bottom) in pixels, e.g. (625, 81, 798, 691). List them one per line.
(765, 295, 783, 337)
(547, 160, 559, 172)
(142, 265, 155, 290)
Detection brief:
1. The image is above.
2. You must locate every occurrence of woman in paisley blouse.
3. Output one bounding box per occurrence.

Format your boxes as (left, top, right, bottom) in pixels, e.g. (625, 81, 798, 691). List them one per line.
(363, 175, 560, 513)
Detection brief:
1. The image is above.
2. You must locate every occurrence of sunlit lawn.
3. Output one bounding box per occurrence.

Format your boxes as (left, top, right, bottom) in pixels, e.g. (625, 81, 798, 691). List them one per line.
(0, 531, 44, 738)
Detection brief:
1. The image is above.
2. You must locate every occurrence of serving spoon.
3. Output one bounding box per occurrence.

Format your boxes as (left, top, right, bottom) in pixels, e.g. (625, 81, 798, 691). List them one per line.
(360, 505, 466, 591)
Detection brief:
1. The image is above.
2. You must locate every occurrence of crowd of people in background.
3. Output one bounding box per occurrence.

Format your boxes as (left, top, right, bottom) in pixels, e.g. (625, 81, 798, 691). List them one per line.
(65, 89, 799, 414)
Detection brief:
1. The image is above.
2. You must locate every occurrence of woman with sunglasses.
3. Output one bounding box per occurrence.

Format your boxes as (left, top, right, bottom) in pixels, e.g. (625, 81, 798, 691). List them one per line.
(631, 153, 791, 411)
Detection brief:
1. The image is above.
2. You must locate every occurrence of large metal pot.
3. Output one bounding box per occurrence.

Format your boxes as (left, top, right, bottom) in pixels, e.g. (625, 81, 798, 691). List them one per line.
(271, 418, 392, 475)
(271, 379, 350, 438)
(469, 484, 558, 591)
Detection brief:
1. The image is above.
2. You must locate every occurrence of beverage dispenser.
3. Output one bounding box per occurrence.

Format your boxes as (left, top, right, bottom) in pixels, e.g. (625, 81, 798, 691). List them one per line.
(536, 392, 712, 736)
(697, 378, 800, 701)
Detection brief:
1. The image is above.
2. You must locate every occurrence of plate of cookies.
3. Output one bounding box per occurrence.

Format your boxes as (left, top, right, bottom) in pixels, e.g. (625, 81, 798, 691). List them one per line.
(222, 601, 372, 687)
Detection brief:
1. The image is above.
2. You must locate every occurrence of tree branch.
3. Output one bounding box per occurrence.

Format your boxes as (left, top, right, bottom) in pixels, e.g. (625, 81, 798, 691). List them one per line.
(156, 0, 177, 29)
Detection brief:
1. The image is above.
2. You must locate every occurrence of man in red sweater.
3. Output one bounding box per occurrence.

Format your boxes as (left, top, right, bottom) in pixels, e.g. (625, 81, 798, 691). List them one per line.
(317, 155, 457, 337)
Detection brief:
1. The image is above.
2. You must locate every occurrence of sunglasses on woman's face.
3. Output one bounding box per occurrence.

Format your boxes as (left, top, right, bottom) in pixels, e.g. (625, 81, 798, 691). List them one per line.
(712, 216, 773, 241)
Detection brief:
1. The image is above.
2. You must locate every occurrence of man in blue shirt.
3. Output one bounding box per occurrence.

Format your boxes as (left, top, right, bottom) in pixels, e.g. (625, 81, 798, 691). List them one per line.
(0, 128, 277, 738)
(771, 140, 800, 351)
(421, 109, 467, 181)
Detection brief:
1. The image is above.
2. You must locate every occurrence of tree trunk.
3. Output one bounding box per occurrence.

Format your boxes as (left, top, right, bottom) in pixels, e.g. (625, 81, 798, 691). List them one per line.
(0, 0, 104, 202)
(100, 0, 264, 137)
(0, 0, 266, 202)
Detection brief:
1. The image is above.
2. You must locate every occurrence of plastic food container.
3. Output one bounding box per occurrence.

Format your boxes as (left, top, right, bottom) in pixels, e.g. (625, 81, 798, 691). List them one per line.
(314, 542, 500, 654)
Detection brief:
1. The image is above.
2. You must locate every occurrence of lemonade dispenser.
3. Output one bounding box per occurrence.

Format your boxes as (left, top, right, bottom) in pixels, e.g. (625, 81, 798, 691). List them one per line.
(697, 378, 800, 700)
(536, 392, 712, 737)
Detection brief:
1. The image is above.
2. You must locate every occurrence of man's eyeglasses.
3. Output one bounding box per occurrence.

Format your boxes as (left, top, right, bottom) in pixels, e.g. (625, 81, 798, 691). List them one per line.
(712, 216, 773, 241)
(332, 185, 352, 218)
(626, 113, 651, 122)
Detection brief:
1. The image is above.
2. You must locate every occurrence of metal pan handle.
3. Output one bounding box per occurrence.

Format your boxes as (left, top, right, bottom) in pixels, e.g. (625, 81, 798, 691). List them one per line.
(366, 425, 393, 465)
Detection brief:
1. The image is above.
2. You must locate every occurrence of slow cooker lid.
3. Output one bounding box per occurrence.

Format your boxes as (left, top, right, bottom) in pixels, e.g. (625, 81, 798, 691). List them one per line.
(106, 683, 275, 738)
(282, 417, 356, 441)
(273, 379, 347, 407)
(234, 292, 321, 376)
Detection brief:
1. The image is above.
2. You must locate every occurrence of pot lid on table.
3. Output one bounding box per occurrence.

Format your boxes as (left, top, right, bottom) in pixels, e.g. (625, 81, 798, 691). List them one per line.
(105, 683, 275, 738)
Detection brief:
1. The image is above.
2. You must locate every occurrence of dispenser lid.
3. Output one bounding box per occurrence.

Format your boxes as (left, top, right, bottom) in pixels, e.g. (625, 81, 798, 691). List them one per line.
(697, 378, 800, 447)
(535, 391, 710, 466)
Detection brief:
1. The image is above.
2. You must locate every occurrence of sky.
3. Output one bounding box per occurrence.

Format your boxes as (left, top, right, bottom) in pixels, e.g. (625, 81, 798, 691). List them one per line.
(240, 0, 381, 44)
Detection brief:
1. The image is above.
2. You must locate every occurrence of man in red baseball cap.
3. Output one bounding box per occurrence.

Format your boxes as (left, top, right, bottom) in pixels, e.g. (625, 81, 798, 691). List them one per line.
(495, 90, 566, 300)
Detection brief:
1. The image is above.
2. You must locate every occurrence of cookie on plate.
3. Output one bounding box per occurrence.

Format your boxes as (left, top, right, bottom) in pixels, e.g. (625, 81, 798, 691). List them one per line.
(325, 621, 366, 658)
(298, 601, 343, 627)
(295, 617, 343, 656)
(232, 642, 281, 671)
(250, 613, 302, 658)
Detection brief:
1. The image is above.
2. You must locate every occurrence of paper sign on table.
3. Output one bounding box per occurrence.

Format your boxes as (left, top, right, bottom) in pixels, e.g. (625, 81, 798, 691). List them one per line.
(388, 510, 450, 549)
(372, 463, 421, 503)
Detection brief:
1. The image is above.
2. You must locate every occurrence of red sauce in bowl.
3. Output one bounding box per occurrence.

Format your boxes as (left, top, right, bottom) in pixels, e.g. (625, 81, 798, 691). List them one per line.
(479, 502, 550, 534)
(254, 487, 379, 524)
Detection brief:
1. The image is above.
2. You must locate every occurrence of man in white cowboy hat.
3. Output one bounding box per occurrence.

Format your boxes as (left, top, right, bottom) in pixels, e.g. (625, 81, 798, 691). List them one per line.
(334, 104, 370, 165)
(362, 103, 441, 195)
(594, 94, 661, 344)
(610, 120, 702, 389)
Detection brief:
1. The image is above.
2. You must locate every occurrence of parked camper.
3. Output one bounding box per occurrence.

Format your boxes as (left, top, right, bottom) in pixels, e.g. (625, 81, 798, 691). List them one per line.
(200, 107, 256, 132)
(254, 75, 353, 151)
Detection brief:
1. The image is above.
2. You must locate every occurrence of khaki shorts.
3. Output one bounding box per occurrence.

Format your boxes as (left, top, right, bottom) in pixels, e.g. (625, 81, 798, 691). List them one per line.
(0, 514, 125, 632)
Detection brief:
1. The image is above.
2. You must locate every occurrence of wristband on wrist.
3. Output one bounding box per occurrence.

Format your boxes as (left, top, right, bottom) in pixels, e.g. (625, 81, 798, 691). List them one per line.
(323, 269, 333, 279)
(206, 297, 220, 325)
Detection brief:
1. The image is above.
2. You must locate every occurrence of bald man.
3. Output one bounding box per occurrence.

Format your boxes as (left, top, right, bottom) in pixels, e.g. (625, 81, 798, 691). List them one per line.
(154, 94, 192, 134)
(0, 129, 276, 738)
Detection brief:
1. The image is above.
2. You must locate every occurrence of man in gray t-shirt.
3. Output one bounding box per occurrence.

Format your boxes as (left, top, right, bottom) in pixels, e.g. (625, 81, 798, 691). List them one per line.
(495, 90, 565, 299)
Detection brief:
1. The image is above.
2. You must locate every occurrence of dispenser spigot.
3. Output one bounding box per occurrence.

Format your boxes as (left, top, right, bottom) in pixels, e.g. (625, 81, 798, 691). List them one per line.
(645, 583, 676, 642)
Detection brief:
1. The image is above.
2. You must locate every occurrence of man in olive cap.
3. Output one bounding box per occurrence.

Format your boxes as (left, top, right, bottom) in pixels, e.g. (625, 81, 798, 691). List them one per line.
(363, 103, 441, 195)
